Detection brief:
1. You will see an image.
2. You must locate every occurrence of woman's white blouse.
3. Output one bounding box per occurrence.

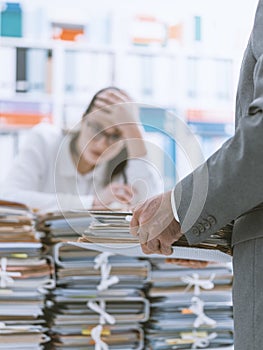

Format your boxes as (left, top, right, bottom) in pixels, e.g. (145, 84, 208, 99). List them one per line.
(1, 123, 163, 211)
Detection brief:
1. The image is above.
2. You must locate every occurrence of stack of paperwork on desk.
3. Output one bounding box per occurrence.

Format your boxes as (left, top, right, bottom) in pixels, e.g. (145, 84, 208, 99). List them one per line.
(39, 222, 151, 349)
(71, 210, 232, 263)
(36, 211, 94, 244)
(0, 200, 53, 349)
(54, 242, 151, 289)
(145, 258, 234, 350)
(46, 286, 147, 350)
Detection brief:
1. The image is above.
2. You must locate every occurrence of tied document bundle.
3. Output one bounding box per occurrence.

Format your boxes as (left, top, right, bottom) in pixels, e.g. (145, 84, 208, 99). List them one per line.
(70, 211, 232, 263)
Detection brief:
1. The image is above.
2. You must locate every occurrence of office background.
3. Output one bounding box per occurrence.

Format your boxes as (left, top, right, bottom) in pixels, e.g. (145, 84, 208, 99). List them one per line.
(0, 1, 259, 349)
(0, 0, 259, 187)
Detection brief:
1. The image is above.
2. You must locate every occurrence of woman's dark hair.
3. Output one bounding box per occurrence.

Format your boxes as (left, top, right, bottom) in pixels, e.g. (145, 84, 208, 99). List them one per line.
(82, 86, 122, 117)
(72, 86, 128, 186)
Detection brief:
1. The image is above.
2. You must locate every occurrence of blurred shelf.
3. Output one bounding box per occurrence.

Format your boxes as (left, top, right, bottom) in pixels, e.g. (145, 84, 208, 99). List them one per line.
(0, 93, 53, 104)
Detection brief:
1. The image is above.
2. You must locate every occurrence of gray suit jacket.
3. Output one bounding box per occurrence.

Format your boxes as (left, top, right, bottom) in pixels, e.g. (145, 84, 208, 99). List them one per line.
(173, 0, 263, 246)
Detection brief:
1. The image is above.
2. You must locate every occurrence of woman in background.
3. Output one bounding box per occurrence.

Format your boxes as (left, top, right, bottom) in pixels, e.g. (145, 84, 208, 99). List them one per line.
(1, 87, 162, 212)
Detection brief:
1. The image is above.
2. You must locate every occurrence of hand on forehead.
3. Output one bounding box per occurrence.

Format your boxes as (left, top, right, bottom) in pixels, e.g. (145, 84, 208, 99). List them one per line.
(98, 89, 131, 102)
(94, 89, 132, 110)
(88, 89, 133, 128)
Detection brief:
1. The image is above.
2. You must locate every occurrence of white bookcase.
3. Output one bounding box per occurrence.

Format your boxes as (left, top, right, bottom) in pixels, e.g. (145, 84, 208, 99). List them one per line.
(1, 0, 255, 182)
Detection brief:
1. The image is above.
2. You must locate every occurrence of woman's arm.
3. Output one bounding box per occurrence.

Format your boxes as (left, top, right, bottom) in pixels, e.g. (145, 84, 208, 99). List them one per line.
(1, 185, 95, 212)
(0, 124, 94, 212)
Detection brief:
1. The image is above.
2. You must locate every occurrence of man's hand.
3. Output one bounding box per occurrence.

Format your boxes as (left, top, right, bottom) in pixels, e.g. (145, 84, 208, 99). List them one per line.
(130, 191, 182, 255)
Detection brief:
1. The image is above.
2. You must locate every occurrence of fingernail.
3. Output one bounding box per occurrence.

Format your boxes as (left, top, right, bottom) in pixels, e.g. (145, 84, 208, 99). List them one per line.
(164, 247, 172, 255)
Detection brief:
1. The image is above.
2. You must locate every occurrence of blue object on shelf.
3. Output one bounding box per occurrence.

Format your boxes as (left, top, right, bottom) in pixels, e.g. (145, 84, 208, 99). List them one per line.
(188, 121, 234, 160)
(194, 15, 202, 42)
(0, 2, 22, 37)
(140, 107, 176, 189)
(140, 106, 168, 130)
(188, 121, 234, 137)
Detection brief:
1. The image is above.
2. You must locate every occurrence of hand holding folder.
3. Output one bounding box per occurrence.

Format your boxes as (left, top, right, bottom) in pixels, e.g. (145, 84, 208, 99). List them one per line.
(72, 210, 232, 263)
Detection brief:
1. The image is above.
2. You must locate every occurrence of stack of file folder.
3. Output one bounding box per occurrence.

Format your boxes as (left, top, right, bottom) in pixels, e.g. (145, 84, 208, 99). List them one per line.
(34, 209, 234, 349)
(145, 258, 234, 350)
(73, 211, 232, 263)
(53, 242, 151, 289)
(0, 200, 54, 349)
(46, 287, 148, 349)
(148, 259, 233, 297)
(37, 211, 94, 244)
(36, 210, 152, 349)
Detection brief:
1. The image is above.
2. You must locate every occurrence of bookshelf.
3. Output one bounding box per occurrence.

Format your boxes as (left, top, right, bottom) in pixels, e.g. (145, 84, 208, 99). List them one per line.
(0, 37, 236, 123)
(0, 0, 243, 183)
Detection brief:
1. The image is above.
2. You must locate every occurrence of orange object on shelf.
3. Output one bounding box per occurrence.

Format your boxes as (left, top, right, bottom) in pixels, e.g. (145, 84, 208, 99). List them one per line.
(132, 37, 164, 45)
(131, 14, 166, 46)
(0, 112, 52, 127)
(53, 27, 85, 41)
(136, 15, 158, 22)
(186, 108, 233, 123)
(168, 23, 183, 41)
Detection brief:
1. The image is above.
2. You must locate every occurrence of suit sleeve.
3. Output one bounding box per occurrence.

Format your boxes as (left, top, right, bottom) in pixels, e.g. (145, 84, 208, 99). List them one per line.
(173, 54, 263, 244)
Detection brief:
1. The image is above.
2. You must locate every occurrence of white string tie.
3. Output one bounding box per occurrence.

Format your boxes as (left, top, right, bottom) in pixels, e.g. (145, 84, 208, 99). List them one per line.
(89, 253, 117, 348)
(94, 252, 119, 291)
(190, 297, 217, 328)
(37, 279, 56, 294)
(87, 300, 116, 325)
(94, 252, 115, 270)
(181, 273, 215, 295)
(43, 279, 56, 289)
(97, 275, 119, 291)
(97, 262, 119, 291)
(91, 325, 109, 350)
(191, 332, 218, 348)
(0, 258, 21, 288)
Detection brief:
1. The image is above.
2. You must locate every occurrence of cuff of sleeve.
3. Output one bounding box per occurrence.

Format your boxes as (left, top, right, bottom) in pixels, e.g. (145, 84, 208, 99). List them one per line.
(171, 188, 180, 222)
